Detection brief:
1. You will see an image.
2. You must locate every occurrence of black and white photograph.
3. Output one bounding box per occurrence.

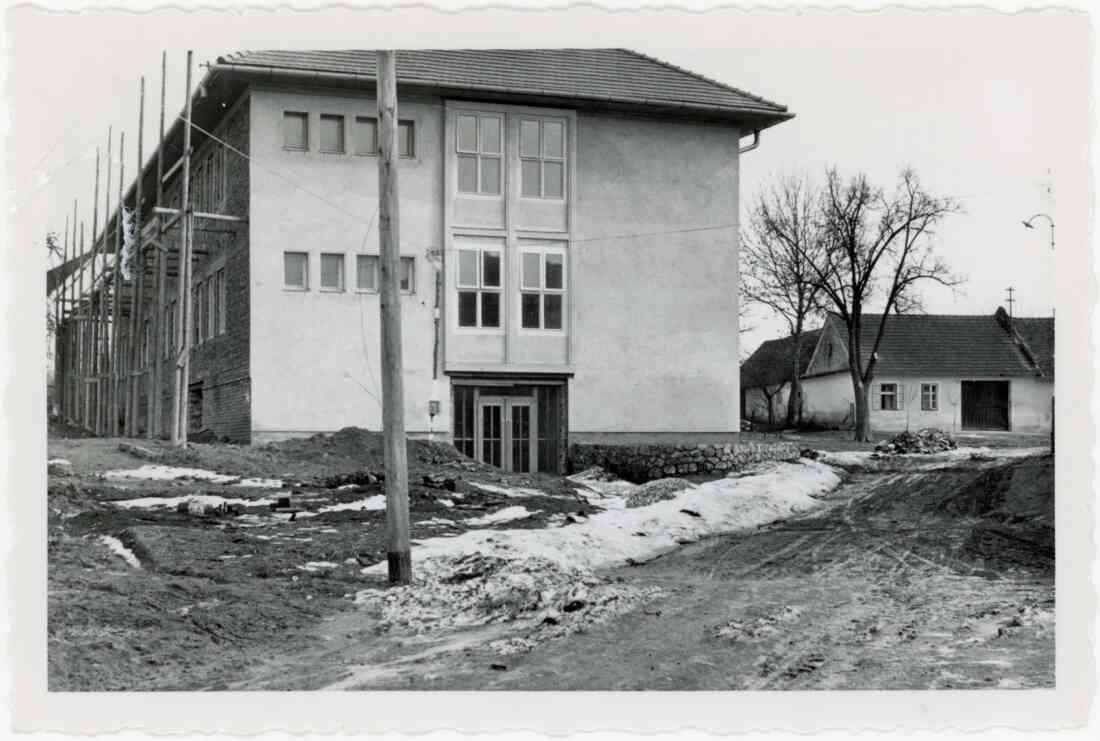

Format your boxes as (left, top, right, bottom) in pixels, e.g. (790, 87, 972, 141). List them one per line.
(3, 0, 1094, 734)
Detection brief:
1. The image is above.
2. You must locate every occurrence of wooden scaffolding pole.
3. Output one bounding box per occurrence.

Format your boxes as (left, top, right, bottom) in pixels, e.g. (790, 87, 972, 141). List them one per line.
(377, 50, 411, 585)
(68, 201, 78, 425)
(56, 212, 68, 418)
(151, 52, 168, 440)
(112, 130, 125, 437)
(79, 220, 89, 430)
(97, 129, 112, 435)
(128, 76, 146, 437)
(170, 50, 194, 447)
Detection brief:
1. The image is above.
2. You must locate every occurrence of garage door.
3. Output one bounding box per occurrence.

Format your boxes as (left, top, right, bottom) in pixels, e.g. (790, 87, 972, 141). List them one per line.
(961, 381, 1010, 431)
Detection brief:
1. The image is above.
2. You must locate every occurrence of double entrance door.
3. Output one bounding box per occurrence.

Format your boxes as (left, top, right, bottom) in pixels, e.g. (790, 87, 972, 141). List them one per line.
(476, 395, 537, 473)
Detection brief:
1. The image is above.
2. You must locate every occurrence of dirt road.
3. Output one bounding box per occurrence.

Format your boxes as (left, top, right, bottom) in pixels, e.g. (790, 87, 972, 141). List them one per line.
(230, 456, 1053, 691)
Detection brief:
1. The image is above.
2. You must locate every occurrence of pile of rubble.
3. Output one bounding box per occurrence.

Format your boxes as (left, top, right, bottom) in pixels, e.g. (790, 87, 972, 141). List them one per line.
(875, 428, 958, 455)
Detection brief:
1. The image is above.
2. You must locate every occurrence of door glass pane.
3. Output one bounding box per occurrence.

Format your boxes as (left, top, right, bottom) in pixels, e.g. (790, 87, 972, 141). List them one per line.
(482, 251, 501, 288)
(512, 405, 531, 473)
(521, 160, 540, 197)
(480, 156, 501, 194)
(458, 249, 478, 287)
(522, 252, 541, 289)
(480, 116, 502, 154)
(481, 292, 500, 327)
(482, 405, 502, 467)
(543, 120, 564, 158)
(545, 253, 564, 289)
(457, 155, 478, 193)
(458, 292, 477, 327)
(521, 293, 541, 329)
(543, 161, 564, 198)
(520, 120, 540, 157)
(354, 117, 377, 155)
(544, 294, 563, 330)
(457, 115, 478, 151)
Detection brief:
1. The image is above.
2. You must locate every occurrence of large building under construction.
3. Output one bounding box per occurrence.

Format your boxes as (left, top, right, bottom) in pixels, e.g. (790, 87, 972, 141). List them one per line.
(49, 49, 792, 473)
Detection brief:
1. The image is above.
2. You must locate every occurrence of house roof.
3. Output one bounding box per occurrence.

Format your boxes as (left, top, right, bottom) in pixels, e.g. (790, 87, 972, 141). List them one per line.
(215, 48, 792, 126)
(741, 329, 822, 390)
(1012, 316, 1055, 382)
(812, 310, 1051, 380)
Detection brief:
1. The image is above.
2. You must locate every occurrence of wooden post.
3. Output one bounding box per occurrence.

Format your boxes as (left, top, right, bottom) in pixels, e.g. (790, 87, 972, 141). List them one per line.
(55, 213, 68, 417)
(78, 221, 86, 428)
(151, 51, 167, 439)
(171, 50, 195, 447)
(97, 129, 112, 435)
(377, 50, 411, 585)
(68, 201, 78, 424)
(112, 130, 125, 437)
(128, 77, 146, 437)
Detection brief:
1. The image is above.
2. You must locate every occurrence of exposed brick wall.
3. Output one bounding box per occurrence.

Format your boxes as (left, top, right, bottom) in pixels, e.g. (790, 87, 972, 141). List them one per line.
(140, 94, 252, 442)
(569, 441, 801, 483)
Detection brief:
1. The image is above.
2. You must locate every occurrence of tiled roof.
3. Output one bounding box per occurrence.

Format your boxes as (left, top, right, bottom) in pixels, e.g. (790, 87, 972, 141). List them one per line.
(1012, 316, 1055, 381)
(216, 48, 791, 121)
(741, 329, 822, 389)
(826, 312, 1047, 379)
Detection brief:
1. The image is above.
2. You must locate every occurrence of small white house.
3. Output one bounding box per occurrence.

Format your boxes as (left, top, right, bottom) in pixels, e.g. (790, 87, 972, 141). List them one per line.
(743, 308, 1054, 433)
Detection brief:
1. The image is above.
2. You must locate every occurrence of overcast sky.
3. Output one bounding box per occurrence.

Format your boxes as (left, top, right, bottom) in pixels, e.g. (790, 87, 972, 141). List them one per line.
(6, 5, 1088, 358)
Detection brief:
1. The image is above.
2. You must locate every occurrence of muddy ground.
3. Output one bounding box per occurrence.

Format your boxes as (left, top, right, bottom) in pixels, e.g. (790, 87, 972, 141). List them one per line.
(47, 428, 1054, 691)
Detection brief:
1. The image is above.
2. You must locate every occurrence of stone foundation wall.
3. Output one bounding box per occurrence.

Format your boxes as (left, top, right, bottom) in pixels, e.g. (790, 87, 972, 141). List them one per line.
(570, 441, 801, 483)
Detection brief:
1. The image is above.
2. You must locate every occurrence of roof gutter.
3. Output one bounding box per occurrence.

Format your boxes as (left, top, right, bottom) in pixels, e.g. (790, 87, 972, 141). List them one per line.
(209, 62, 793, 124)
(738, 129, 761, 154)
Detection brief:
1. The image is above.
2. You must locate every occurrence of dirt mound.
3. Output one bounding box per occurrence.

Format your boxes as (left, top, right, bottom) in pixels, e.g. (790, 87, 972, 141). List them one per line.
(875, 428, 957, 455)
(625, 478, 697, 508)
(263, 427, 468, 470)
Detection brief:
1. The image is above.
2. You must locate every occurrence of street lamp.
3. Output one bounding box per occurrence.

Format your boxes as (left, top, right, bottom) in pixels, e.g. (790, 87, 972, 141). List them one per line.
(1020, 212, 1055, 453)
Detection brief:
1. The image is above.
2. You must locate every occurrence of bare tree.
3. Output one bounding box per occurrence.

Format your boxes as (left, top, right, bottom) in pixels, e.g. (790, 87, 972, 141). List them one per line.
(741, 175, 826, 426)
(741, 361, 788, 430)
(809, 168, 961, 441)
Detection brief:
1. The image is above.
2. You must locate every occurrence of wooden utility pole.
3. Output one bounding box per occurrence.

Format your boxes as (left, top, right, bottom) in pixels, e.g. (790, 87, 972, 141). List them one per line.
(171, 50, 195, 447)
(151, 51, 167, 439)
(112, 130, 125, 437)
(377, 50, 411, 585)
(128, 77, 146, 437)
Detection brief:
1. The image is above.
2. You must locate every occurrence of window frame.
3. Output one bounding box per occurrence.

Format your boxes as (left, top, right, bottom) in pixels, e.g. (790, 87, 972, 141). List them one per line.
(283, 251, 310, 291)
(518, 243, 567, 333)
(320, 252, 346, 292)
(353, 254, 416, 294)
(352, 117, 416, 158)
(879, 382, 899, 412)
(216, 267, 227, 335)
(454, 243, 504, 332)
(519, 117, 567, 200)
(356, 254, 379, 292)
(920, 382, 939, 411)
(318, 113, 346, 154)
(282, 111, 309, 151)
(456, 112, 504, 196)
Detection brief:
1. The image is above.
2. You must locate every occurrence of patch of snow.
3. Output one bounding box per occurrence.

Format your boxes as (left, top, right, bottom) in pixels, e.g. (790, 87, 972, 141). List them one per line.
(417, 517, 458, 527)
(297, 561, 339, 572)
(48, 458, 72, 466)
(111, 494, 276, 510)
(468, 482, 555, 499)
(437, 498, 455, 508)
(817, 446, 1049, 470)
(364, 461, 840, 577)
(234, 477, 283, 488)
(99, 535, 141, 568)
(103, 464, 239, 483)
(319, 495, 386, 513)
(465, 506, 540, 526)
(272, 511, 318, 520)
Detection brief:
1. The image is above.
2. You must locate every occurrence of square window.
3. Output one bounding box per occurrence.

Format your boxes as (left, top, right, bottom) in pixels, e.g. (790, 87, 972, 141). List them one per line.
(480, 156, 501, 195)
(544, 293, 563, 330)
(354, 117, 377, 155)
(482, 251, 501, 288)
(284, 251, 309, 289)
(521, 293, 540, 329)
(283, 112, 308, 150)
(457, 249, 479, 288)
(398, 120, 415, 157)
(521, 159, 540, 197)
(357, 254, 378, 291)
(457, 155, 478, 193)
(400, 256, 415, 293)
(543, 120, 564, 158)
(520, 120, 540, 158)
(321, 253, 345, 290)
(457, 115, 478, 152)
(319, 114, 345, 153)
(543, 161, 564, 198)
(481, 292, 500, 328)
(545, 253, 564, 289)
(458, 291, 478, 327)
(522, 253, 541, 289)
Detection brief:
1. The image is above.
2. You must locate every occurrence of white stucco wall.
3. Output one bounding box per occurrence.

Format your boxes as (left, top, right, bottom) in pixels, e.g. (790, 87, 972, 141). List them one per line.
(571, 113, 741, 435)
(248, 87, 446, 438)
